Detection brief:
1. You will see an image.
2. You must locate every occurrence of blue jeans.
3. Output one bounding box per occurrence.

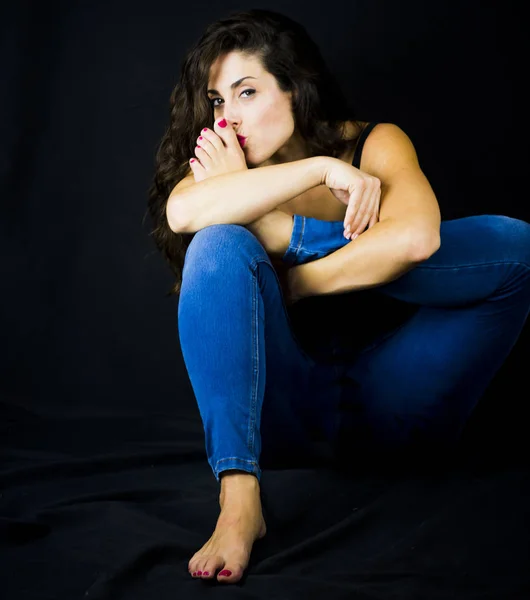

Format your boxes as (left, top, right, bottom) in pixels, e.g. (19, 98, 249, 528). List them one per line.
(178, 215, 530, 482)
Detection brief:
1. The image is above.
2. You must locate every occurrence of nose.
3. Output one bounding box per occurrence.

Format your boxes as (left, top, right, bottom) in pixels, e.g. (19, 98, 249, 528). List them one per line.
(218, 103, 241, 128)
(223, 116, 240, 131)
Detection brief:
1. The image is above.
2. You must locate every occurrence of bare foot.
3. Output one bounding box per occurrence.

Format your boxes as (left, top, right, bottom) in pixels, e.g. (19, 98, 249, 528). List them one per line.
(188, 471, 267, 584)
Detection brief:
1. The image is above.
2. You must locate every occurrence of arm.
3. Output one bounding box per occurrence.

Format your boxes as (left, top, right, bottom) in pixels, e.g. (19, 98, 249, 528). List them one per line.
(243, 209, 426, 302)
(290, 123, 442, 299)
(167, 156, 325, 234)
(288, 218, 434, 300)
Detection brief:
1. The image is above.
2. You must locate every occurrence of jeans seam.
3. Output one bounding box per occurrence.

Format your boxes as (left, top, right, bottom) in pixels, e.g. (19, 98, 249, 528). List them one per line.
(248, 270, 259, 456)
(252, 256, 317, 368)
(413, 261, 530, 271)
(285, 215, 305, 264)
(296, 215, 306, 259)
(214, 458, 261, 481)
(216, 457, 259, 464)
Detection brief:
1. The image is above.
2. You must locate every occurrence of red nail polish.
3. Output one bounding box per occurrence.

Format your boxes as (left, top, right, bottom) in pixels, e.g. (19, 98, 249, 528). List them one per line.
(218, 119, 227, 128)
(202, 128, 207, 132)
(219, 569, 232, 577)
(203, 572, 209, 576)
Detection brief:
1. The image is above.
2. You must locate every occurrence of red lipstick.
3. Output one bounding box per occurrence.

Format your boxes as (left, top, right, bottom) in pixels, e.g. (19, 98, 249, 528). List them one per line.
(236, 134, 246, 147)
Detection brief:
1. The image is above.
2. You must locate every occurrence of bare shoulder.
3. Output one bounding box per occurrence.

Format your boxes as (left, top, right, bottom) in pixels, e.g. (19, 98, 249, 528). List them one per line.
(357, 122, 421, 180)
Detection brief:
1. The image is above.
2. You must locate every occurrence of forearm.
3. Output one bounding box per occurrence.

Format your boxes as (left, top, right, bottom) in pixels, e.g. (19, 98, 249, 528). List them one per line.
(291, 219, 428, 299)
(168, 157, 326, 234)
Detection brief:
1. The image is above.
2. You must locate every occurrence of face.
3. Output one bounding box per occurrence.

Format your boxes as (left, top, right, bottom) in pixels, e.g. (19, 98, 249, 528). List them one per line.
(207, 51, 308, 166)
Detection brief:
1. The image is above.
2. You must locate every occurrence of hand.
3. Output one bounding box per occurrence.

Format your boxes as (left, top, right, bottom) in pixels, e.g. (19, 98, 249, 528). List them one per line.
(189, 118, 248, 182)
(322, 157, 381, 240)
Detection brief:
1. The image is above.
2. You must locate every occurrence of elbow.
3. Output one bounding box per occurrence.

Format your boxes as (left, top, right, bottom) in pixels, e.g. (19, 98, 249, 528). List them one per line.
(166, 195, 189, 233)
(383, 218, 441, 262)
(407, 229, 441, 262)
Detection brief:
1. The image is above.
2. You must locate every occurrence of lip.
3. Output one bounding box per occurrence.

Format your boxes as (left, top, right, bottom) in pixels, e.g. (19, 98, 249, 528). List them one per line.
(236, 134, 247, 147)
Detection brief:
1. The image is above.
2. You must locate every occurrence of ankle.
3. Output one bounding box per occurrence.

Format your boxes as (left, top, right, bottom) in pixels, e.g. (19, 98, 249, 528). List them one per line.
(219, 470, 260, 502)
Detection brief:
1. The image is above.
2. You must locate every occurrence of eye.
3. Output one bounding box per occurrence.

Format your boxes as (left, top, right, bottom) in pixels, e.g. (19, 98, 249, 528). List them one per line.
(210, 89, 255, 108)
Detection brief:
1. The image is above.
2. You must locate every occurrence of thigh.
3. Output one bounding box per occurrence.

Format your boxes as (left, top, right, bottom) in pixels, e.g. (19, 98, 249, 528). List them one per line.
(378, 215, 530, 307)
(337, 286, 530, 459)
(282, 214, 530, 460)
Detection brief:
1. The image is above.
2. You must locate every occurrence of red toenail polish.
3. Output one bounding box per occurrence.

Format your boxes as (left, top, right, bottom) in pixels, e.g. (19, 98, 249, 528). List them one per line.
(203, 572, 209, 576)
(219, 569, 232, 577)
(192, 572, 197, 576)
(197, 571, 202, 576)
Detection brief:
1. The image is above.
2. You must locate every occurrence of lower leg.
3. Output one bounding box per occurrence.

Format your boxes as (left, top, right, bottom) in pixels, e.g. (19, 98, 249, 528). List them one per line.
(219, 469, 261, 506)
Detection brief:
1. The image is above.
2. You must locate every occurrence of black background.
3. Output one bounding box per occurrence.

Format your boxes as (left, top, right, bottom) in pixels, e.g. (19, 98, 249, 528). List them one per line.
(2, 2, 529, 599)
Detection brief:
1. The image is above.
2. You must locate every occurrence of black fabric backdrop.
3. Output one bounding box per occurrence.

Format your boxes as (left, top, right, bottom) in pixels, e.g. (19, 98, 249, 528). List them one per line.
(2, 2, 529, 599)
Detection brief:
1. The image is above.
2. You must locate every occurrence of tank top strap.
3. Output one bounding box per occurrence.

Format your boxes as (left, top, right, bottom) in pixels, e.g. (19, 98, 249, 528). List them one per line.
(352, 122, 380, 169)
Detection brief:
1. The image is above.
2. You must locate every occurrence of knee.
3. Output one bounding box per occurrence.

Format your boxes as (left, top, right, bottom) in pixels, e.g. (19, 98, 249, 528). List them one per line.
(185, 224, 254, 263)
(478, 215, 530, 266)
(183, 224, 267, 276)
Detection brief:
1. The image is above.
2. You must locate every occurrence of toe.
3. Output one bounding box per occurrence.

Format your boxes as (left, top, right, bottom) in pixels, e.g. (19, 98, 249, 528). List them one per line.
(188, 558, 198, 576)
(191, 557, 210, 578)
(218, 564, 244, 583)
(201, 558, 221, 579)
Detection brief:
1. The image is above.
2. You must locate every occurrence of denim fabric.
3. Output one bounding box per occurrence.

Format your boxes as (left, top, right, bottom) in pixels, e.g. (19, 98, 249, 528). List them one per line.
(282, 214, 352, 266)
(178, 215, 530, 483)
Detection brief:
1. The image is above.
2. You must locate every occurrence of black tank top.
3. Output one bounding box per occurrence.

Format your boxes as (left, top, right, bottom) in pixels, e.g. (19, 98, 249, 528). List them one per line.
(352, 121, 379, 169)
(287, 122, 419, 365)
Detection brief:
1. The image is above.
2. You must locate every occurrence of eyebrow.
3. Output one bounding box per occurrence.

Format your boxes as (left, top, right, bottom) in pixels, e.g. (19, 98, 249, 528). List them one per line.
(207, 76, 257, 96)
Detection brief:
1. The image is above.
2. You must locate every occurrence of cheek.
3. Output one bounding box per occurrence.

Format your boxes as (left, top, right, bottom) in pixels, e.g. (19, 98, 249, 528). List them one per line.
(258, 103, 292, 139)
(256, 101, 276, 128)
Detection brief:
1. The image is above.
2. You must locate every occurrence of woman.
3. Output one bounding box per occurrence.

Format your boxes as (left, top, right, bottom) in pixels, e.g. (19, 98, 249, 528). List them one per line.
(147, 9, 530, 585)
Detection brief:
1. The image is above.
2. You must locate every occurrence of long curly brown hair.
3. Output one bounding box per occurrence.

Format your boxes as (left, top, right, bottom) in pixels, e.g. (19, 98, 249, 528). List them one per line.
(146, 8, 362, 299)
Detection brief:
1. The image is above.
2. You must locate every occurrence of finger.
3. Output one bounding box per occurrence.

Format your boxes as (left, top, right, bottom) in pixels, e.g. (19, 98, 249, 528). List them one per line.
(367, 207, 378, 230)
(348, 177, 379, 237)
(347, 182, 371, 236)
(343, 182, 364, 234)
(353, 200, 374, 237)
(353, 184, 378, 236)
(367, 187, 381, 230)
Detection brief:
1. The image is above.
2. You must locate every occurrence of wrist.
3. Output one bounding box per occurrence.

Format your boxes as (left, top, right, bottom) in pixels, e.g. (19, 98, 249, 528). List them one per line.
(314, 155, 337, 187)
